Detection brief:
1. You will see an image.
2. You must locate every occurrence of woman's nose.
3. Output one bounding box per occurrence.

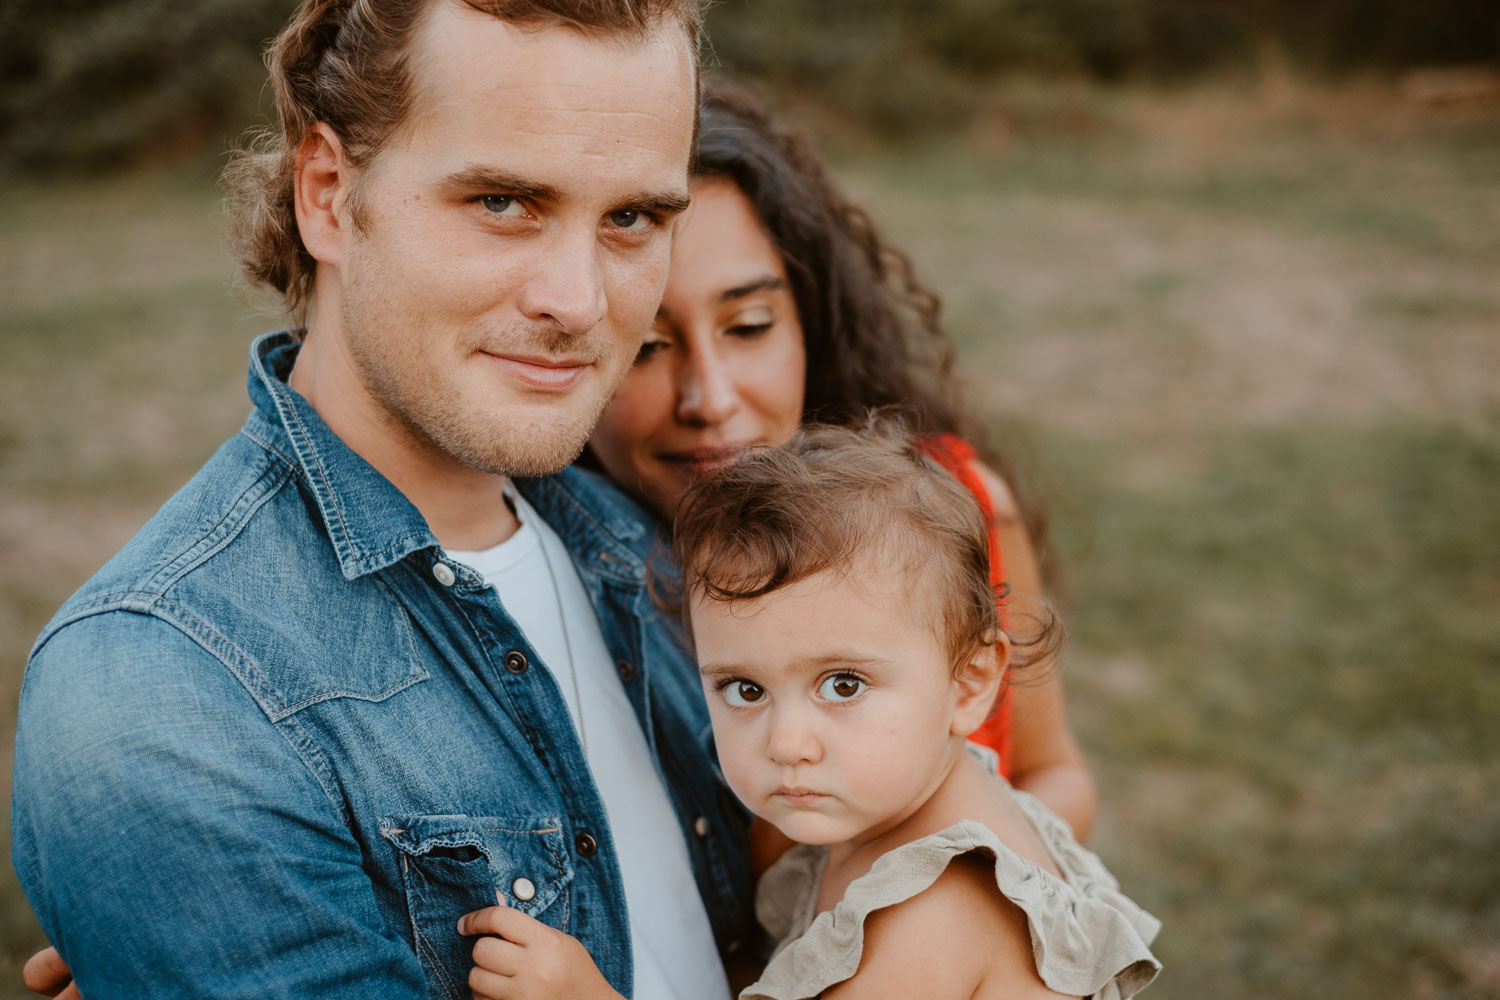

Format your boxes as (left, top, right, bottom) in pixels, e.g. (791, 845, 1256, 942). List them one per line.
(675, 344, 741, 426)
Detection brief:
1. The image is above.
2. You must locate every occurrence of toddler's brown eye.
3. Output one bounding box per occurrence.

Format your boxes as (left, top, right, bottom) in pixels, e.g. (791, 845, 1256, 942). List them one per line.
(818, 674, 866, 702)
(724, 680, 765, 707)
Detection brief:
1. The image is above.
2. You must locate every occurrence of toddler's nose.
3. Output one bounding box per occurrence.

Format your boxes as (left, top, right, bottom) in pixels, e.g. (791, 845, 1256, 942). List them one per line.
(765, 708, 822, 766)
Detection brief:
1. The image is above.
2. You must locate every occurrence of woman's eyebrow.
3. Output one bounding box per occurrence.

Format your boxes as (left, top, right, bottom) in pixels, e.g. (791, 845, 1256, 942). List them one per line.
(718, 276, 785, 305)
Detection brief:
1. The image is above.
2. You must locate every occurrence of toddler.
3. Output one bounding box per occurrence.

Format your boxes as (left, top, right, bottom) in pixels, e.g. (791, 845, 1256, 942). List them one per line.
(459, 419, 1160, 999)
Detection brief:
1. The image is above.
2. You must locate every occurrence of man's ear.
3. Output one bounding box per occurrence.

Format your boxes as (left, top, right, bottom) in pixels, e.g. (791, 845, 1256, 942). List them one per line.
(950, 631, 1010, 738)
(294, 122, 354, 267)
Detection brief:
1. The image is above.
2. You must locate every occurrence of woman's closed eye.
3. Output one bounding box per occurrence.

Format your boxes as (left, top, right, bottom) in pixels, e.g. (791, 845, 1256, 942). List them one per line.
(634, 328, 672, 364)
(724, 306, 776, 339)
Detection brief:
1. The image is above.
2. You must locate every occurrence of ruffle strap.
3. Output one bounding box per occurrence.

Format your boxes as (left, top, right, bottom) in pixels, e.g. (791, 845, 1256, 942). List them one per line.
(744, 815, 1160, 1000)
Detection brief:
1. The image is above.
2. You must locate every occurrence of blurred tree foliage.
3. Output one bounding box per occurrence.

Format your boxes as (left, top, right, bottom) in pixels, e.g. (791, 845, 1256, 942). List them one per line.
(706, 0, 1500, 132)
(2, 0, 1497, 172)
(0, 0, 296, 173)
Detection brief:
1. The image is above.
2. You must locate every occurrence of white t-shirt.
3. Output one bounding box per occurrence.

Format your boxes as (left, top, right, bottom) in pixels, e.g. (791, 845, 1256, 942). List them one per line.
(449, 487, 728, 1000)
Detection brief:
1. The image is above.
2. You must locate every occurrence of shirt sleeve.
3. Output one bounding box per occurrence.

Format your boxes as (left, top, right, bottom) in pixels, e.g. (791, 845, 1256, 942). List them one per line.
(12, 610, 427, 998)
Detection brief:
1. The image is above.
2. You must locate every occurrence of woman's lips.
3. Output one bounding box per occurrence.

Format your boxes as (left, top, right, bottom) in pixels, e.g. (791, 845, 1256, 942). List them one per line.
(480, 351, 590, 390)
(656, 444, 756, 476)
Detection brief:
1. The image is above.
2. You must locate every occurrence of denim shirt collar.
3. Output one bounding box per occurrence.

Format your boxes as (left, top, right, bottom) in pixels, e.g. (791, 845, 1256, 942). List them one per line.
(241, 330, 653, 583)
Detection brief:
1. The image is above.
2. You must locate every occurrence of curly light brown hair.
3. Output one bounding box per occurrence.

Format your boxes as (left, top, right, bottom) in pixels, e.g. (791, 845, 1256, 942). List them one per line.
(671, 415, 1060, 676)
(224, 0, 705, 324)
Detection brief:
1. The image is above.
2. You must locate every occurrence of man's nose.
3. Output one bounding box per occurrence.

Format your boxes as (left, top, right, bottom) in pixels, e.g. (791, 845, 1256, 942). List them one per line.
(675, 342, 740, 425)
(516, 227, 607, 336)
(765, 705, 822, 767)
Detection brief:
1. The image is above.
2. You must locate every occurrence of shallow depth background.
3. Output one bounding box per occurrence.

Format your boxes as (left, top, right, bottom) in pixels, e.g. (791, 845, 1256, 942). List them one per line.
(3, 3, 1499, 997)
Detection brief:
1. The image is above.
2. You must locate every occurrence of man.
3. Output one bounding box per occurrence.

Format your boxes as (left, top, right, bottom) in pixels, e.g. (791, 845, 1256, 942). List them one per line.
(12, 1, 753, 996)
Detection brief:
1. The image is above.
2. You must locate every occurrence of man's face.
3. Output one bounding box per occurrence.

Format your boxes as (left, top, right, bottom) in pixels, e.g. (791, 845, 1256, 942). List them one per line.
(334, 1, 696, 477)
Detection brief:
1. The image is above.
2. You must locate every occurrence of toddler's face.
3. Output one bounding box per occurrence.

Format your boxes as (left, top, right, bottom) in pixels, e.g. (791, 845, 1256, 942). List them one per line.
(690, 555, 971, 847)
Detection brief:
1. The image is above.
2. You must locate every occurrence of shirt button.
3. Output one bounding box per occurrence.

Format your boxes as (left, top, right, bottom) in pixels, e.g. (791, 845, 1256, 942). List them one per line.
(503, 650, 528, 675)
(616, 659, 635, 682)
(693, 816, 709, 837)
(432, 562, 456, 587)
(574, 832, 598, 857)
(511, 877, 536, 902)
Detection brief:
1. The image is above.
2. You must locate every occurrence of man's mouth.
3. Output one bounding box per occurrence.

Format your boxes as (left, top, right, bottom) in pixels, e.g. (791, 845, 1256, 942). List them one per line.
(479, 351, 591, 390)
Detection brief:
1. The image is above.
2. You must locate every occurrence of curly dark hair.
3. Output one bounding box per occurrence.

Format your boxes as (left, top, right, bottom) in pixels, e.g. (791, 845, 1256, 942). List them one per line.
(693, 80, 1053, 581)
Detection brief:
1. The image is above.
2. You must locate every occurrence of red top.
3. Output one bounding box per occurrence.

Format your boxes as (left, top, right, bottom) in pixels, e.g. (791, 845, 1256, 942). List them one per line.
(923, 434, 1014, 778)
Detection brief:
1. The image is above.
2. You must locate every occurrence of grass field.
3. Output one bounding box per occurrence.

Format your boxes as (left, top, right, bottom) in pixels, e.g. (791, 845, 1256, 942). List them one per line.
(3, 78, 1498, 997)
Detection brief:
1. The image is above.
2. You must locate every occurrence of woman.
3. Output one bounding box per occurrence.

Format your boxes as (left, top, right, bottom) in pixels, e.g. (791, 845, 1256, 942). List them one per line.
(587, 82, 1097, 841)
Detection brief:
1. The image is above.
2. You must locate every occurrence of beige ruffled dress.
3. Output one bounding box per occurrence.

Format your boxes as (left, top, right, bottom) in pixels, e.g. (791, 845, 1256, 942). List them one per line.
(742, 786, 1161, 1000)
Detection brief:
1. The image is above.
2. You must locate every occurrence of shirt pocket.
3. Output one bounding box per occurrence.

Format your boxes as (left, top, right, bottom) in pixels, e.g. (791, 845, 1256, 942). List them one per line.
(381, 813, 574, 1000)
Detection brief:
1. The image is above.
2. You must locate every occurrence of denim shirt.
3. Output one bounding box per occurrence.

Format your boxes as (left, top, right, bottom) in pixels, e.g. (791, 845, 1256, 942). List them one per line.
(11, 332, 753, 999)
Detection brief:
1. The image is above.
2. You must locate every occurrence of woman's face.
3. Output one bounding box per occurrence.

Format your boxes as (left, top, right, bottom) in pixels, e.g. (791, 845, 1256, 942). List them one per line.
(588, 176, 807, 516)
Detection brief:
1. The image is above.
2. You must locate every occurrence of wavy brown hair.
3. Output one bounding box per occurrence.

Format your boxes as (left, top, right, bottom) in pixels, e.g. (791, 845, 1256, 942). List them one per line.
(693, 81, 1055, 584)
(224, 0, 705, 325)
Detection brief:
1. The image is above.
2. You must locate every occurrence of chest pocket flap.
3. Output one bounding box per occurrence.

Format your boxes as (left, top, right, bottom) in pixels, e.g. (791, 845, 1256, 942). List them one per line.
(382, 814, 574, 1000)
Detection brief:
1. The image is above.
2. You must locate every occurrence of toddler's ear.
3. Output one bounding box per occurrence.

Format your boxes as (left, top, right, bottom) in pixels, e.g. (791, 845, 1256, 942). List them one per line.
(951, 632, 1009, 737)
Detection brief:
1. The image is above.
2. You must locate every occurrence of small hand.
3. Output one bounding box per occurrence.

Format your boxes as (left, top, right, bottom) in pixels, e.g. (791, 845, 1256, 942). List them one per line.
(23, 947, 82, 1000)
(458, 894, 624, 1000)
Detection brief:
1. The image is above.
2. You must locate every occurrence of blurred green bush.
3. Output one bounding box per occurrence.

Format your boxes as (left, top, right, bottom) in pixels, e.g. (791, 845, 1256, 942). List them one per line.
(0, 0, 296, 173)
(1, 0, 1497, 171)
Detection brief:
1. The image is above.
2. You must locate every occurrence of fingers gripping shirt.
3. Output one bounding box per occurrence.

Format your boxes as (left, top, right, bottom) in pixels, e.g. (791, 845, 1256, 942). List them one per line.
(449, 486, 729, 1000)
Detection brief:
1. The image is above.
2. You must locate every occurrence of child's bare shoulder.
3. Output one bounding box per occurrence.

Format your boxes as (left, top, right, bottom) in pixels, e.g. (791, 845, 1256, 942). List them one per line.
(823, 853, 1071, 1000)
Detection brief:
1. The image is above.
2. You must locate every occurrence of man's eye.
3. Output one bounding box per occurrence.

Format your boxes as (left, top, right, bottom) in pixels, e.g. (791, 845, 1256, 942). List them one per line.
(481, 195, 526, 217)
(817, 674, 866, 702)
(723, 681, 765, 707)
(608, 209, 649, 230)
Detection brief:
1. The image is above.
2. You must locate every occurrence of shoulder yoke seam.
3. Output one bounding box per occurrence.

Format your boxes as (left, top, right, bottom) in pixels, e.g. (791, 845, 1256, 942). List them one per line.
(29, 601, 352, 827)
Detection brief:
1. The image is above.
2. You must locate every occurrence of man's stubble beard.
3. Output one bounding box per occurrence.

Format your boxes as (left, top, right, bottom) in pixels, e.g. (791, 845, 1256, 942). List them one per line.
(339, 256, 629, 479)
